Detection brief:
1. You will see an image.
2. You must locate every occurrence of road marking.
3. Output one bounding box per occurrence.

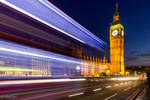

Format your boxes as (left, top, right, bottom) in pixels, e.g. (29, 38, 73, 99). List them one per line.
(126, 88, 143, 100)
(128, 81, 132, 84)
(104, 93, 118, 100)
(120, 82, 123, 85)
(114, 84, 119, 86)
(124, 87, 131, 91)
(93, 88, 102, 92)
(106, 86, 112, 88)
(124, 82, 128, 84)
(68, 92, 84, 97)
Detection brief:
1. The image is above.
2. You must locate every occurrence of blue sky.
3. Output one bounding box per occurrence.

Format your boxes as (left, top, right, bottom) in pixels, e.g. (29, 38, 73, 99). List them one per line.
(51, 0, 150, 66)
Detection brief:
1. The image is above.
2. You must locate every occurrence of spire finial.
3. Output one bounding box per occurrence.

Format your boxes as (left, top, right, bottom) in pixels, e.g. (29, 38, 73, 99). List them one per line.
(116, 2, 118, 13)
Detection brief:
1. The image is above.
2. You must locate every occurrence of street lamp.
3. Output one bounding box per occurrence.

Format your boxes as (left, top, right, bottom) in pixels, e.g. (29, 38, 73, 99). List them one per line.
(107, 70, 110, 76)
(76, 66, 81, 70)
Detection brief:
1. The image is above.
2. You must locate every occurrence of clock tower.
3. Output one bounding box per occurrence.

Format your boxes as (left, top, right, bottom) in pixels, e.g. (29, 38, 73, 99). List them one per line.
(110, 3, 125, 75)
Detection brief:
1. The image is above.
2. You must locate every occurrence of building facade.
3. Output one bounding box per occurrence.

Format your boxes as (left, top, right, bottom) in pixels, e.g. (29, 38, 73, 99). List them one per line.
(81, 56, 110, 77)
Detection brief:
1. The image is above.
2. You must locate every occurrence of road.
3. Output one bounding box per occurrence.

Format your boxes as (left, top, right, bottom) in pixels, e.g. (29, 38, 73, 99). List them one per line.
(0, 79, 145, 100)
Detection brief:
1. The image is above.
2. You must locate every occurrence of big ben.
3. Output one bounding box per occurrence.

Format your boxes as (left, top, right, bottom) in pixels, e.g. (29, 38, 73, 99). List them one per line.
(110, 3, 125, 75)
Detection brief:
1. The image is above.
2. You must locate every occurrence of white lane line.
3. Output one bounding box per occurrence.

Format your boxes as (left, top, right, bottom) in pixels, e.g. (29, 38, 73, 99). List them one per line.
(124, 82, 128, 84)
(93, 88, 102, 92)
(68, 92, 84, 97)
(120, 82, 123, 85)
(128, 81, 132, 84)
(114, 84, 119, 87)
(104, 93, 118, 100)
(124, 87, 131, 91)
(106, 86, 112, 88)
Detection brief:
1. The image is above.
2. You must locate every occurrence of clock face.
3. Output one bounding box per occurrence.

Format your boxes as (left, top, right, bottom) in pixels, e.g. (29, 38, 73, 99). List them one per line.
(122, 30, 124, 36)
(112, 30, 118, 36)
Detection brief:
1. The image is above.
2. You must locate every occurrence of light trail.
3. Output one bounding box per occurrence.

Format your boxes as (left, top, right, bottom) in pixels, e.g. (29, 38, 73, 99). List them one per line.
(0, 79, 86, 85)
(0, 82, 92, 99)
(110, 77, 139, 81)
(0, 0, 85, 43)
(0, 46, 81, 64)
(0, 40, 90, 66)
(38, 0, 105, 44)
(0, 84, 83, 98)
(22, 88, 85, 100)
(0, 66, 40, 72)
(23, 87, 88, 100)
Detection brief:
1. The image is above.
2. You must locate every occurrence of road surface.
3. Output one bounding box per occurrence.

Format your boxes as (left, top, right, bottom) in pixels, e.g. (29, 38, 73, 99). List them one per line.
(0, 79, 145, 100)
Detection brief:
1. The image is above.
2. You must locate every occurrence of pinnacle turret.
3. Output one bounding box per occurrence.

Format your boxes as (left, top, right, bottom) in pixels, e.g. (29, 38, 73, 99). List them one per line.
(112, 2, 121, 25)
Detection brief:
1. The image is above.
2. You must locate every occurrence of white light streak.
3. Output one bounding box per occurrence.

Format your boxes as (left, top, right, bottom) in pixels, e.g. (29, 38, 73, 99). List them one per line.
(38, 0, 104, 44)
(0, 0, 85, 43)
(68, 92, 84, 97)
(0, 78, 86, 85)
(0, 47, 81, 64)
(93, 88, 102, 92)
(110, 77, 139, 81)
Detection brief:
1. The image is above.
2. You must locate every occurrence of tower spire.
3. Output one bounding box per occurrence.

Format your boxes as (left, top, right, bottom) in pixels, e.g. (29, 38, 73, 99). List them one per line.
(112, 2, 121, 25)
(116, 2, 118, 13)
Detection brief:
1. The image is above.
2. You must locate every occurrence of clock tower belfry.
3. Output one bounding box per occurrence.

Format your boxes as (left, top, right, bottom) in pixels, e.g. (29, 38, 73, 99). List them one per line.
(110, 3, 125, 75)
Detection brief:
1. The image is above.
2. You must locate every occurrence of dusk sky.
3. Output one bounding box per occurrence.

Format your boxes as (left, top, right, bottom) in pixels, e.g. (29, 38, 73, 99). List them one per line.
(51, 0, 150, 66)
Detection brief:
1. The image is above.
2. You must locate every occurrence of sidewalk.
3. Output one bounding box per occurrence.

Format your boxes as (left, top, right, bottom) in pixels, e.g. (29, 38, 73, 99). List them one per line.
(136, 86, 150, 100)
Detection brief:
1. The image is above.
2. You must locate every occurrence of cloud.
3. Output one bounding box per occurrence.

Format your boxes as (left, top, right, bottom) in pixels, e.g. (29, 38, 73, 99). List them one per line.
(126, 50, 138, 62)
(129, 50, 137, 55)
(126, 56, 138, 62)
(126, 51, 150, 66)
(145, 56, 150, 58)
(137, 51, 150, 57)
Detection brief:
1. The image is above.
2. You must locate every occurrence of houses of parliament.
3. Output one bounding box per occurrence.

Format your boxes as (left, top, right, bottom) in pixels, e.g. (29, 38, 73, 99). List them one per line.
(81, 3, 125, 77)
